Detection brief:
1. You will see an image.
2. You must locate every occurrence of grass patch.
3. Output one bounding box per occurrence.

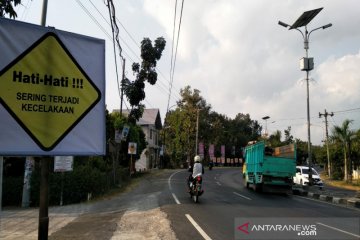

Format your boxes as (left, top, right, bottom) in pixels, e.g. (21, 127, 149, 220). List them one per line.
(90, 170, 159, 202)
(321, 172, 360, 191)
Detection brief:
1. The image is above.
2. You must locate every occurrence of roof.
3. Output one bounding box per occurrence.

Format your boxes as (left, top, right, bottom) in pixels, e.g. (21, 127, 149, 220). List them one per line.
(112, 108, 162, 129)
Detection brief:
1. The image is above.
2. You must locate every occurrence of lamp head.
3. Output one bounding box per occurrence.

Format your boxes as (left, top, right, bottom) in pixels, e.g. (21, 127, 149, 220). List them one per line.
(322, 23, 332, 29)
(278, 21, 290, 28)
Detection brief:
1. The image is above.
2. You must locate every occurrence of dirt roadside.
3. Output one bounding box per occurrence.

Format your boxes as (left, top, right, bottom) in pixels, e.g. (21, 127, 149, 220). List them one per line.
(49, 169, 178, 240)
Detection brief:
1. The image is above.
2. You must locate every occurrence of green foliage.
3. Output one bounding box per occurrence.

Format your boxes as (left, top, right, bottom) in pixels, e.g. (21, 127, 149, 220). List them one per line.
(294, 138, 308, 165)
(284, 126, 294, 144)
(29, 159, 130, 206)
(268, 130, 282, 147)
(2, 176, 23, 206)
(0, 0, 22, 18)
(107, 111, 147, 167)
(164, 85, 261, 167)
(331, 119, 356, 181)
(124, 37, 166, 122)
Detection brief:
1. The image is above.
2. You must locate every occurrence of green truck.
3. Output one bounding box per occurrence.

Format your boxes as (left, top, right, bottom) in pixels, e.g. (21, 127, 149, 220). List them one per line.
(242, 141, 296, 193)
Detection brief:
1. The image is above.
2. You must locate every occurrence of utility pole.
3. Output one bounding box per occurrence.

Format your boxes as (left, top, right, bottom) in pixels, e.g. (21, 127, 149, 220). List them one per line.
(319, 109, 334, 179)
(120, 58, 125, 116)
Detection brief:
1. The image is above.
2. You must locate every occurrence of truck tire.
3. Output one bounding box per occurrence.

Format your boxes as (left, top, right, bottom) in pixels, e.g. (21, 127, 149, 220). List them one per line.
(254, 183, 262, 192)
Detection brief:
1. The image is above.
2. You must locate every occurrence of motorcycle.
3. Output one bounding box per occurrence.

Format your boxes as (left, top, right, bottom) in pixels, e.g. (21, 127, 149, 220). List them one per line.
(189, 174, 204, 203)
(209, 162, 213, 170)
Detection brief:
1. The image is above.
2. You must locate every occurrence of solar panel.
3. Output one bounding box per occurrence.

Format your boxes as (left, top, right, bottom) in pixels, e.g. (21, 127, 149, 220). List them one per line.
(289, 8, 323, 29)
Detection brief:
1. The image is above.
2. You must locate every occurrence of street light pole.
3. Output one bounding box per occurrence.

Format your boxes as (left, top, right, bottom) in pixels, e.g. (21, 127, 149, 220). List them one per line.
(262, 116, 270, 137)
(279, 8, 332, 185)
(195, 108, 199, 155)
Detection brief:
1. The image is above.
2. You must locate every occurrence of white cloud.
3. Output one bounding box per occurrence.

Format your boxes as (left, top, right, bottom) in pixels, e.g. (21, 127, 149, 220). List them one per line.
(13, 0, 360, 145)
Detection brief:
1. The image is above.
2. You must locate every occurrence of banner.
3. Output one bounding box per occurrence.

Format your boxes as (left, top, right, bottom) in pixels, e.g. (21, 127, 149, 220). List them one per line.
(221, 145, 225, 158)
(0, 18, 105, 155)
(199, 142, 204, 158)
(209, 144, 214, 158)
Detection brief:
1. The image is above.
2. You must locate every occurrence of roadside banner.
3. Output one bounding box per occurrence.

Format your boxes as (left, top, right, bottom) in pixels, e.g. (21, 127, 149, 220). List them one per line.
(199, 142, 204, 158)
(221, 145, 225, 158)
(209, 144, 214, 158)
(54, 156, 74, 172)
(0, 18, 105, 155)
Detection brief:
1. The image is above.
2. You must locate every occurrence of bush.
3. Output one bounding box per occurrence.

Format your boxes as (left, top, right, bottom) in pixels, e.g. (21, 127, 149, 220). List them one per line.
(332, 170, 344, 180)
(29, 164, 130, 206)
(3, 176, 23, 206)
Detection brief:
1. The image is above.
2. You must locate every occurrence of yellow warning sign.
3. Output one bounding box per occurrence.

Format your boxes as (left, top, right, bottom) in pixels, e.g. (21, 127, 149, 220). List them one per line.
(0, 32, 101, 151)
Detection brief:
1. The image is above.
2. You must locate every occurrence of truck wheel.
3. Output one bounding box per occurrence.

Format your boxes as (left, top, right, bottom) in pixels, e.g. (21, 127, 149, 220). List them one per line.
(254, 183, 262, 192)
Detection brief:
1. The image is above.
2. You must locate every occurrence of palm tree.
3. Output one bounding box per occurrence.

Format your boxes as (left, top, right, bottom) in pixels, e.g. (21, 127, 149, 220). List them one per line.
(331, 119, 356, 181)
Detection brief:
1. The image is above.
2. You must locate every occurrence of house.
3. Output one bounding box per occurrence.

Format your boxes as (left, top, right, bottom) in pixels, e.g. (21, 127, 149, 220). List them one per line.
(112, 108, 162, 170)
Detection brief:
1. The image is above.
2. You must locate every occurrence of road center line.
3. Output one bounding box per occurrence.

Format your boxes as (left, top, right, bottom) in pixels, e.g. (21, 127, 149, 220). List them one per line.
(185, 214, 212, 240)
(316, 222, 360, 238)
(233, 192, 252, 200)
(172, 193, 181, 204)
(216, 181, 221, 186)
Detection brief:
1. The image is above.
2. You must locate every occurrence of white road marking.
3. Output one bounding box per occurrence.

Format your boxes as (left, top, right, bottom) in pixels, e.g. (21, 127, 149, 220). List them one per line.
(216, 181, 221, 186)
(317, 222, 360, 238)
(168, 170, 184, 205)
(172, 193, 181, 204)
(168, 170, 183, 191)
(185, 214, 212, 240)
(233, 192, 252, 200)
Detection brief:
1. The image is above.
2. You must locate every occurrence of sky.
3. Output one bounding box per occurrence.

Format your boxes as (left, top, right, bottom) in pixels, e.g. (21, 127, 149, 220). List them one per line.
(13, 0, 360, 145)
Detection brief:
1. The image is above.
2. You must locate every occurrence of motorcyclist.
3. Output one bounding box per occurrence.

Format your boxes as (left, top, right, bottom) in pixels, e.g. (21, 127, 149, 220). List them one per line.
(188, 155, 204, 191)
(208, 159, 214, 170)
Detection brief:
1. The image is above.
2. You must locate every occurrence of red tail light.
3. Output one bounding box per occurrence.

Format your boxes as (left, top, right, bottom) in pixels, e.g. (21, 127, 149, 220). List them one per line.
(197, 176, 202, 182)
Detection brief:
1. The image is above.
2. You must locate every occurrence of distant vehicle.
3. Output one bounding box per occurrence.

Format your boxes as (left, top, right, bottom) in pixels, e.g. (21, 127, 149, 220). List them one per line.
(293, 166, 323, 188)
(242, 141, 296, 193)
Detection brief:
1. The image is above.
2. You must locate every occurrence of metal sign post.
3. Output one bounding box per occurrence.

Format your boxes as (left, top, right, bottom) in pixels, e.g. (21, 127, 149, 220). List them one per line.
(0, 156, 3, 212)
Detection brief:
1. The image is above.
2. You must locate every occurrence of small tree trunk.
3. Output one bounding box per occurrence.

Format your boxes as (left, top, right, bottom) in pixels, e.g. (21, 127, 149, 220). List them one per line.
(344, 148, 348, 182)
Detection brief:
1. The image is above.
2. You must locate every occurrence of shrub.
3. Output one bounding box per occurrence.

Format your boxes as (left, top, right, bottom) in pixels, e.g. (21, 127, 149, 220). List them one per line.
(29, 164, 130, 206)
(3, 176, 23, 206)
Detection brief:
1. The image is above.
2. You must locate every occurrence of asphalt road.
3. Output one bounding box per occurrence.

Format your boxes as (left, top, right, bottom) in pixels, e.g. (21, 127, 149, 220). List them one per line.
(2, 168, 360, 240)
(163, 168, 360, 240)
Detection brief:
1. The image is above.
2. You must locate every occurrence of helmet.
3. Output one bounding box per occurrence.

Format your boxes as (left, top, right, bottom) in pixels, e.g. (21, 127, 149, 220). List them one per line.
(194, 155, 201, 162)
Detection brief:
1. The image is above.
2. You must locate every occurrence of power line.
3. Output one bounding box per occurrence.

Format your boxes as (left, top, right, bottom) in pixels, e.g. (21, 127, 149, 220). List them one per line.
(167, 0, 178, 112)
(167, 0, 185, 112)
(76, 0, 112, 40)
(79, 1, 181, 109)
(333, 107, 360, 114)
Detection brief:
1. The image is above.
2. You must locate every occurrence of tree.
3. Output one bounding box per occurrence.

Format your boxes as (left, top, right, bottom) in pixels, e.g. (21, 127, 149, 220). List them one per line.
(268, 130, 282, 147)
(284, 126, 294, 144)
(163, 85, 261, 167)
(124, 37, 166, 123)
(0, 0, 22, 19)
(331, 119, 356, 181)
